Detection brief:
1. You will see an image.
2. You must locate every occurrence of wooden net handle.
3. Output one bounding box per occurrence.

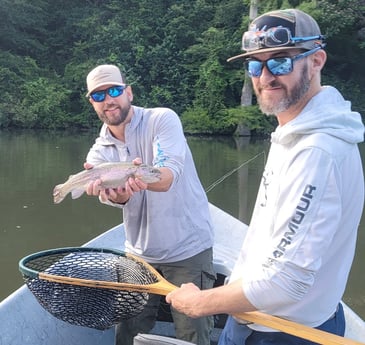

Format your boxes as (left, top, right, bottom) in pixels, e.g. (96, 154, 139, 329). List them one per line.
(38, 272, 364, 345)
(233, 311, 364, 345)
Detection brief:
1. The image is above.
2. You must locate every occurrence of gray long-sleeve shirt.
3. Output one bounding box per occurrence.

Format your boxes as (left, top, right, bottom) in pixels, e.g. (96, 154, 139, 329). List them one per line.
(87, 106, 214, 263)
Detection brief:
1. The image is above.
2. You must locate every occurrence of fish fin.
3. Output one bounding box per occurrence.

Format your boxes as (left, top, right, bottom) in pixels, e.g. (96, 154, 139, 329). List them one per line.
(71, 188, 85, 200)
(53, 184, 65, 204)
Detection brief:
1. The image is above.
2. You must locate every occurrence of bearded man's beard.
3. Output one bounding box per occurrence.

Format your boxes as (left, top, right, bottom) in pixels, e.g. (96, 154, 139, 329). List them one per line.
(98, 102, 131, 126)
(257, 64, 310, 116)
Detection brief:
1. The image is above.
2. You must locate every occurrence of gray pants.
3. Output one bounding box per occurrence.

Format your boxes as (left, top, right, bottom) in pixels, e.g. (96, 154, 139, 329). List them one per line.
(115, 248, 216, 345)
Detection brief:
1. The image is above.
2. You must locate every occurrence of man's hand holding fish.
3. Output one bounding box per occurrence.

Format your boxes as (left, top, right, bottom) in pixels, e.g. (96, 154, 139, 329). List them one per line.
(84, 158, 173, 205)
(83, 165, 130, 205)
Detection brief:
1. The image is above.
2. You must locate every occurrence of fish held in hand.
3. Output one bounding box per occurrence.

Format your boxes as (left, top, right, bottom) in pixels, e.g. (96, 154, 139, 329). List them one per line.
(53, 162, 161, 204)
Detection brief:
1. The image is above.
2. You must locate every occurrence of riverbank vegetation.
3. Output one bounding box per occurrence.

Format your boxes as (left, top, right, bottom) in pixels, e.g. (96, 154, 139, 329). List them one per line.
(1, 0, 364, 135)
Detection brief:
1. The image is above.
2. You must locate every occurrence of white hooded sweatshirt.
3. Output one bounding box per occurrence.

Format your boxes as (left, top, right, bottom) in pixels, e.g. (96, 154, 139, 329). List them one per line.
(230, 86, 364, 330)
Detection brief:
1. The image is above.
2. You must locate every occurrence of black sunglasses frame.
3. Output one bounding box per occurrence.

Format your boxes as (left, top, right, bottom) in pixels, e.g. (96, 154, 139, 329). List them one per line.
(90, 85, 127, 102)
(245, 46, 322, 78)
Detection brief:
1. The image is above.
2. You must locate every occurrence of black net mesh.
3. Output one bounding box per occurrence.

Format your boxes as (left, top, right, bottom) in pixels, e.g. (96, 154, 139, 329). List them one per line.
(21, 248, 159, 330)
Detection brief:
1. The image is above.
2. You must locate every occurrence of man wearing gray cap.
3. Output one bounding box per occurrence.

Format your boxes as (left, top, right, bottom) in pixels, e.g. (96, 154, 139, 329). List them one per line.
(166, 8, 364, 344)
(84, 64, 215, 345)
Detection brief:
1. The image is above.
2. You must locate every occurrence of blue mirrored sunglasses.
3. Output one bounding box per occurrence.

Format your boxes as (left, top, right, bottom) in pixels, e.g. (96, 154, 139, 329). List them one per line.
(90, 85, 127, 102)
(245, 47, 322, 78)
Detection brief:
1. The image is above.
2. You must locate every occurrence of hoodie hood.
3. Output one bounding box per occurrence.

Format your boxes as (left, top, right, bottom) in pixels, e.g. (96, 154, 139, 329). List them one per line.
(94, 123, 119, 146)
(271, 86, 365, 145)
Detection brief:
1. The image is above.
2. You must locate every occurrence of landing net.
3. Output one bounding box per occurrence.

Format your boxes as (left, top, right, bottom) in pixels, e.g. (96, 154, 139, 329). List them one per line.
(19, 247, 158, 330)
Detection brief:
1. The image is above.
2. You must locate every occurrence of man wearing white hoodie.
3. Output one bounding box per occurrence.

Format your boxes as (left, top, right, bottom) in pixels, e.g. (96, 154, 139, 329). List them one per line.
(166, 9, 365, 344)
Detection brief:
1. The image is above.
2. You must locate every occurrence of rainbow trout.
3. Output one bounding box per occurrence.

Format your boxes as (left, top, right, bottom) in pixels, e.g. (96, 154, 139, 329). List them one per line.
(53, 162, 161, 204)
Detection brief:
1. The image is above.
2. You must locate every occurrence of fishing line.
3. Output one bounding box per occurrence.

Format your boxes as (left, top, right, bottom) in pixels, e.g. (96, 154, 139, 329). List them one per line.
(205, 151, 266, 193)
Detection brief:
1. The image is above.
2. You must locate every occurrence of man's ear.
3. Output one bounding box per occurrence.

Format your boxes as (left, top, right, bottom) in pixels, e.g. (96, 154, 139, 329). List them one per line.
(312, 49, 327, 71)
(126, 85, 134, 102)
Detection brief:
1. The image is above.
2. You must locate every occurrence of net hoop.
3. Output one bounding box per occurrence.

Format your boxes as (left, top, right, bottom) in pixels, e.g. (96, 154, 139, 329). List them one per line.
(19, 247, 155, 330)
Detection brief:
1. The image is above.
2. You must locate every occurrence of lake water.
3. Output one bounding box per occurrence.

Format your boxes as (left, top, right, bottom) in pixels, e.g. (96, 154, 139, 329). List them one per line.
(0, 129, 364, 320)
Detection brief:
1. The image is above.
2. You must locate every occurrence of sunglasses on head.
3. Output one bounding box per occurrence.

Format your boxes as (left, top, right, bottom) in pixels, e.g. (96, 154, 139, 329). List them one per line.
(245, 46, 322, 78)
(90, 85, 127, 102)
(242, 26, 325, 51)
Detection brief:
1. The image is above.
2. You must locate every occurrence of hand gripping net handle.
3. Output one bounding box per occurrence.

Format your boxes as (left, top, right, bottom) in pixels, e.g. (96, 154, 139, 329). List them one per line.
(19, 247, 176, 330)
(19, 247, 364, 345)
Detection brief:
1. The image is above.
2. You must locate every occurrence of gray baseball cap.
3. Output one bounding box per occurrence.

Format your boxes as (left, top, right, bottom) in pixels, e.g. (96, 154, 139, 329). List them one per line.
(86, 65, 125, 97)
(227, 9, 324, 62)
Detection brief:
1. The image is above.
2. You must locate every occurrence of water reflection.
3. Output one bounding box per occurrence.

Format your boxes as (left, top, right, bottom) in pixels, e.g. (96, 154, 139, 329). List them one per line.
(0, 130, 364, 320)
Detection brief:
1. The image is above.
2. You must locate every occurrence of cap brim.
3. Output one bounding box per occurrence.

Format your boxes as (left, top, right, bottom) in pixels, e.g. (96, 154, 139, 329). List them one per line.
(86, 82, 126, 97)
(227, 46, 303, 62)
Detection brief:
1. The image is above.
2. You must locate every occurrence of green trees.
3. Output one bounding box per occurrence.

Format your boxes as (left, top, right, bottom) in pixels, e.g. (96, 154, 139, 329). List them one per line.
(0, 0, 364, 134)
(297, 0, 365, 115)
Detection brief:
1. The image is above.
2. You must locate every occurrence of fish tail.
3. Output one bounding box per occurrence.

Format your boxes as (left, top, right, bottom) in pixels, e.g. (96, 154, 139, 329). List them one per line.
(53, 184, 65, 204)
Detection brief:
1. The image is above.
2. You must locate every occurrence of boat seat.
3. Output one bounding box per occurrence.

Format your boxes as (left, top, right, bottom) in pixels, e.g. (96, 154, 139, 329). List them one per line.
(134, 333, 196, 345)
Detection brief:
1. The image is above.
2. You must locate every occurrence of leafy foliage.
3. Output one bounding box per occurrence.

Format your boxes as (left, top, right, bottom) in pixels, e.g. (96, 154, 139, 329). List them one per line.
(181, 105, 277, 136)
(0, 0, 364, 135)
